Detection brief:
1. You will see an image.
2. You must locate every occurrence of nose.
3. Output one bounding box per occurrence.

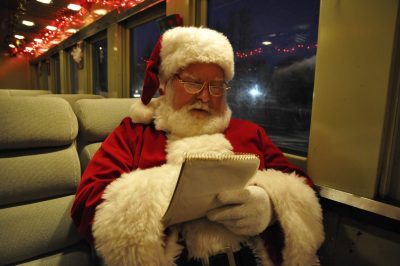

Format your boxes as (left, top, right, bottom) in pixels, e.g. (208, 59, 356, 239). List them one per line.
(196, 84, 210, 102)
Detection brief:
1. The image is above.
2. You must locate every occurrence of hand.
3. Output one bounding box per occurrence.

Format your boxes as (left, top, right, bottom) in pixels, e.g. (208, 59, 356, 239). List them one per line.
(207, 186, 272, 236)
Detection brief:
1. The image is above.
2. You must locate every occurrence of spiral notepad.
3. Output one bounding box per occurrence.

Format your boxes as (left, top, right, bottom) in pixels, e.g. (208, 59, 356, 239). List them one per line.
(163, 153, 260, 227)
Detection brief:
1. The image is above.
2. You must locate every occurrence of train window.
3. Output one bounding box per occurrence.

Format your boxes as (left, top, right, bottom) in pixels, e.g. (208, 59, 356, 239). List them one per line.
(208, 0, 320, 156)
(68, 52, 79, 93)
(39, 60, 49, 90)
(92, 38, 108, 96)
(66, 47, 79, 94)
(50, 54, 61, 94)
(130, 19, 163, 98)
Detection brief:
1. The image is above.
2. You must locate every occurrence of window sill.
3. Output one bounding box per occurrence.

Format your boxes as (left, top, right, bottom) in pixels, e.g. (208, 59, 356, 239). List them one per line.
(317, 185, 400, 221)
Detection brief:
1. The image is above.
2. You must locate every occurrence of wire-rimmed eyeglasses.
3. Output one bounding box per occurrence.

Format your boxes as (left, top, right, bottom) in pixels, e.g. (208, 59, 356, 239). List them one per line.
(174, 75, 230, 97)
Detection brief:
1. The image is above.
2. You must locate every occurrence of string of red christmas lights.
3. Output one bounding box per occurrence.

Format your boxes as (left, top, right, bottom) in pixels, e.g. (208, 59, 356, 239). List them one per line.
(11, 0, 145, 57)
(11, 0, 317, 59)
(235, 44, 317, 59)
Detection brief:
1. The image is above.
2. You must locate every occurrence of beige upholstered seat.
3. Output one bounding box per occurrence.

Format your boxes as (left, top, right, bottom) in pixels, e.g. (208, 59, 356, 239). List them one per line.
(0, 89, 51, 96)
(75, 98, 138, 171)
(0, 90, 10, 96)
(40, 94, 104, 112)
(0, 97, 94, 265)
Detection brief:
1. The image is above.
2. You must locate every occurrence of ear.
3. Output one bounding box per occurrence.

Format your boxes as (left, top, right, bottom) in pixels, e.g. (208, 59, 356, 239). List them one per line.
(159, 79, 170, 95)
(159, 87, 166, 95)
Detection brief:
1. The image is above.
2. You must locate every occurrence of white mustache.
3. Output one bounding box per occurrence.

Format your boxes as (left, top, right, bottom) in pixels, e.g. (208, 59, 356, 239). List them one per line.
(188, 102, 210, 112)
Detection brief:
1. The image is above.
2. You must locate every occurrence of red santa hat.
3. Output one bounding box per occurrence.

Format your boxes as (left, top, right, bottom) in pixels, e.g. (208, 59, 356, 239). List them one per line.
(141, 26, 235, 105)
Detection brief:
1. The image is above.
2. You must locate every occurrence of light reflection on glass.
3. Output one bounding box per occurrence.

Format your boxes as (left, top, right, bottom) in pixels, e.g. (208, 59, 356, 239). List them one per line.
(249, 84, 262, 97)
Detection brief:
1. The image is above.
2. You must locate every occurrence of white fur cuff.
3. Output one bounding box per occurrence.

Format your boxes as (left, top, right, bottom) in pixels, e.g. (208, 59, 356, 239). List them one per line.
(249, 169, 324, 266)
(92, 164, 182, 266)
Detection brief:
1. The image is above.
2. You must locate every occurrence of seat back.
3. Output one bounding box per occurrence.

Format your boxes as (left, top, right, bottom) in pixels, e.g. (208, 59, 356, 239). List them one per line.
(40, 94, 104, 112)
(0, 89, 51, 96)
(0, 97, 93, 265)
(0, 90, 10, 96)
(75, 98, 137, 171)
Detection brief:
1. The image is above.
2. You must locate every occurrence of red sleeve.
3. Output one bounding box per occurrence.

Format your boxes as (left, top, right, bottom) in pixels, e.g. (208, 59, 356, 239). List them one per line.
(256, 125, 314, 187)
(71, 117, 140, 242)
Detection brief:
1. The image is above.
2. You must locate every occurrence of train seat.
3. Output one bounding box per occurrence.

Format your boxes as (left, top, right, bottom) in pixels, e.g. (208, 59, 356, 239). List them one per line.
(75, 98, 138, 172)
(0, 90, 10, 96)
(0, 97, 94, 265)
(0, 89, 51, 96)
(39, 94, 104, 112)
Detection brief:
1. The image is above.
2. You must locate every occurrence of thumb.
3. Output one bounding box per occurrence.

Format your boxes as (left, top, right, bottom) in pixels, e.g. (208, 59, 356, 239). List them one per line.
(217, 188, 250, 204)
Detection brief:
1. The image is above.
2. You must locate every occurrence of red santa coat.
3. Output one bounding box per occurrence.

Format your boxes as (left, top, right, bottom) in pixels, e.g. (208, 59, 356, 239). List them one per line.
(71, 117, 323, 266)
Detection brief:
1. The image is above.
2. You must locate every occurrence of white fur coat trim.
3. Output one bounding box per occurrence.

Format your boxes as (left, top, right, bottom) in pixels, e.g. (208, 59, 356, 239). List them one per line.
(249, 170, 325, 266)
(92, 164, 183, 266)
(92, 133, 323, 266)
(92, 133, 245, 265)
(129, 97, 160, 124)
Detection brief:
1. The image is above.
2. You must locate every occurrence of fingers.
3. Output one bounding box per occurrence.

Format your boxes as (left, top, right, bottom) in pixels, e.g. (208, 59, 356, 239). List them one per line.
(207, 186, 272, 237)
(217, 217, 253, 228)
(207, 204, 245, 221)
(225, 224, 253, 236)
(217, 188, 250, 204)
(207, 208, 258, 236)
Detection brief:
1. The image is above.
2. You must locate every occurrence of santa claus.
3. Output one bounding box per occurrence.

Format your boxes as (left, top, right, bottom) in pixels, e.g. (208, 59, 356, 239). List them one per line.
(71, 26, 324, 266)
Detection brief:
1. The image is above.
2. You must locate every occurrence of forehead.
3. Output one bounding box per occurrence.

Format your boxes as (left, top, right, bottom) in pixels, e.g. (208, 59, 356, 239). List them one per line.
(180, 63, 225, 80)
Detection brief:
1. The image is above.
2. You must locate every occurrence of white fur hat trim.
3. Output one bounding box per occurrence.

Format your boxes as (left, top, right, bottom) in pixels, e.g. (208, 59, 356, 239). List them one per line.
(159, 27, 234, 83)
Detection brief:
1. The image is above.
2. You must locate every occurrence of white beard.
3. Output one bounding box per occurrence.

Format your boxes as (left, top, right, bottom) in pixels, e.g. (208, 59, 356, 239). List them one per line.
(154, 96, 232, 138)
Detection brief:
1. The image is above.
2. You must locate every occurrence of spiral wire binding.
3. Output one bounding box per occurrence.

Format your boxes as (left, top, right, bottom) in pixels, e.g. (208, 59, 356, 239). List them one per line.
(184, 152, 258, 161)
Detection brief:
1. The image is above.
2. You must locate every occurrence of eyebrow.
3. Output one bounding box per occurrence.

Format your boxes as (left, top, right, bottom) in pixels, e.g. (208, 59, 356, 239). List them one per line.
(180, 72, 224, 82)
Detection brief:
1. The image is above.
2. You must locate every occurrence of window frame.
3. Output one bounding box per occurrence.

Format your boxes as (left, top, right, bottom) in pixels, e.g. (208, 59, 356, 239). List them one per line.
(378, 13, 400, 205)
(124, 2, 166, 98)
(50, 53, 61, 94)
(89, 31, 108, 97)
(63, 45, 80, 94)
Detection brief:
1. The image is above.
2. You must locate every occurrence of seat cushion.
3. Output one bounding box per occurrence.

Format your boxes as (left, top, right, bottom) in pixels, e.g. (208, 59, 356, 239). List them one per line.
(75, 98, 137, 143)
(0, 97, 78, 150)
(40, 94, 104, 113)
(0, 144, 80, 206)
(8, 90, 50, 96)
(0, 196, 82, 265)
(79, 142, 102, 172)
(0, 90, 10, 96)
(17, 242, 94, 266)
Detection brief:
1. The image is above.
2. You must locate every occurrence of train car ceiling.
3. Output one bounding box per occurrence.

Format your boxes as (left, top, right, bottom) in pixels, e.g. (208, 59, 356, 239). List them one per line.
(0, 0, 146, 57)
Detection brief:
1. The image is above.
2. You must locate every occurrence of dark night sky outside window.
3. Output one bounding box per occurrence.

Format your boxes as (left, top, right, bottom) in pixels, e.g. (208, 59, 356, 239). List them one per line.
(69, 50, 78, 93)
(130, 18, 163, 97)
(52, 54, 61, 94)
(208, 0, 320, 155)
(93, 38, 108, 96)
(39, 61, 48, 90)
